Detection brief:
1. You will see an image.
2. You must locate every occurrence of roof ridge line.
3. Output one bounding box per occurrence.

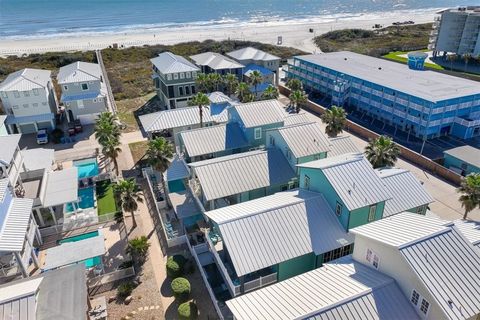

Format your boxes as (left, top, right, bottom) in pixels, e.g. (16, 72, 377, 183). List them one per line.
(191, 149, 266, 167)
(398, 227, 451, 250)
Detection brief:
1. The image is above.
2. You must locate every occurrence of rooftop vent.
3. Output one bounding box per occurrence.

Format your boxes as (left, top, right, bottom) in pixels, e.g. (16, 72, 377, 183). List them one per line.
(378, 67, 382, 70)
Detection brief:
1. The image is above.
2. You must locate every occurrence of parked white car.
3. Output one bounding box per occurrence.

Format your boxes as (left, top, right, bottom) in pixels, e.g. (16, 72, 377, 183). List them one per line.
(36, 129, 49, 144)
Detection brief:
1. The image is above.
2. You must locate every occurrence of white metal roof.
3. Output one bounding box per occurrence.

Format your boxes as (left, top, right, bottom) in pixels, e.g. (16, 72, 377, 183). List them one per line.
(206, 189, 353, 276)
(327, 135, 360, 157)
(296, 51, 480, 102)
(0, 178, 9, 203)
(0, 68, 51, 92)
(151, 52, 200, 74)
(444, 145, 480, 168)
(232, 100, 286, 128)
(0, 198, 34, 252)
(0, 134, 21, 166)
(168, 191, 200, 220)
(351, 212, 450, 248)
(282, 113, 310, 126)
(190, 149, 296, 201)
(0, 277, 42, 304)
(227, 47, 280, 62)
(207, 91, 236, 104)
(20, 148, 54, 172)
(139, 107, 224, 133)
(180, 123, 249, 158)
(166, 155, 190, 182)
(190, 52, 244, 70)
(401, 228, 480, 319)
(57, 61, 101, 84)
(43, 233, 105, 270)
(41, 167, 78, 207)
(298, 153, 391, 211)
(227, 256, 419, 320)
(453, 219, 480, 247)
(0, 278, 40, 320)
(272, 122, 330, 158)
(377, 168, 434, 217)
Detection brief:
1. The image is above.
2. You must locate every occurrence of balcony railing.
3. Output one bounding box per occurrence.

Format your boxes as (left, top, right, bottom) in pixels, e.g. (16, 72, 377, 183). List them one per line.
(243, 272, 278, 293)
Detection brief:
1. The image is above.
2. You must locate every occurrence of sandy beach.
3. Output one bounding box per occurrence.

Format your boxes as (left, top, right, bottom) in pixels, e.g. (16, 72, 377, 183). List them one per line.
(0, 10, 436, 56)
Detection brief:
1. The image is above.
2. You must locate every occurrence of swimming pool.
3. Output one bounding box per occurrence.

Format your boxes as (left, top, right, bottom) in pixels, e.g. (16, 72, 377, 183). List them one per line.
(59, 231, 102, 268)
(65, 187, 95, 212)
(74, 158, 99, 179)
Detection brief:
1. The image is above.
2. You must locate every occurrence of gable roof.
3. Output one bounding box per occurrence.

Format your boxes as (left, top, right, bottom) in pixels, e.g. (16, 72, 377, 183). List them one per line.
(283, 113, 310, 126)
(0, 198, 34, 252)
(189, 149, 296, 201)
(0, 68, 51, 92)
(231, 100, 286, 128)
(190, 52, 244, 70)
(0, 134, 21, 166)
(243, 64, 273, 76)
(57, 61, 101, 84)
(226, 256, 419, 320)
(166, 154, 190, 182)
(206, 190, 353, 276)
(453, 219, 480, 248)
(298, 153, 391, 211)
(227, 47, 280, 62)
(139, 107, 225, 133)
(207, 91, 237, 104)
(377, 168, 434, 217)
(151, 52, 200, 74)
(271, 122, 330, 158)
(180, 122, 249, 158)
(444, 145, 480, 168)
(327, 135, 360, 157)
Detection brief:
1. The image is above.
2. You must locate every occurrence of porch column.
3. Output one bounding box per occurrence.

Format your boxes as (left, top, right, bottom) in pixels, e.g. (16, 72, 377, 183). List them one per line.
(33, 122, 39, 132)
(49, 207, 58, 225)
(31, 212, 43, 245)
(14, 252, 28, 278)
(34, 208, 45, 227)
(50, 119, 55, 129)
(26, 236, 40, 268)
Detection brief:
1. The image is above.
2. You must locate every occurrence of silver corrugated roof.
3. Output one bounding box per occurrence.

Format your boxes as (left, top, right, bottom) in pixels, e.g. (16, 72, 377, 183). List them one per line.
(0, 68, 51, 91)
(273, 122, 330, 158)
(57, 61, 101, 84)
(151, 52, 200, 74)
(0, 198, 34, 252)
(444, 145, 480, 169)
(227, 256, 419, 320)
(168, 191, 200, 219)
(454, 219, 480, 248)
(350, 212, 449, 248)
(166, 155, 190, 182)
(0, 178, 9, 203)
(401, 228, 480, 319)
(139, 107, 224, 133)
(298, 153, 391, 211)
(207, 189, 353, 276)
(327, 135, 360, 157)
(190, 52, 244, 70)
(227, 47, 280, 62)
(180, 123, 249, 158)
(377, 168, 434, 217)
(20, 148, 54, 172)
(283, 113, 310, 126)
(232, 100, 286, 128)
(0, 134, 21, 166)
(42, 167, 78, 207)
(207, 91, 236, 104)
(190, 149, 296, 201)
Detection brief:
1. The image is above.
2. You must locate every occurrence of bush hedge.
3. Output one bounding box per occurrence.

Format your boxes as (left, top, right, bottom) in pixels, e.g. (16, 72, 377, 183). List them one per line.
(178, 301, 198, 320)
(166, 254, 187, 278)
(117, 282, 135, 298)
(171, 277, 191, 300)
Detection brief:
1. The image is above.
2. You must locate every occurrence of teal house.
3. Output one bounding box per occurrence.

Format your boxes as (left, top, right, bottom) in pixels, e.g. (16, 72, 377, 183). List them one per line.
(443, 145, 480, 176)
(297, 153, 391, 231)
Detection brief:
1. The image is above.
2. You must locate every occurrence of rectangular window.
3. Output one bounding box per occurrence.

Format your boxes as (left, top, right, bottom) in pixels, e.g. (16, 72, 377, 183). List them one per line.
(191, 86, 196, 94)
(180, 72, 185, 79)
(12, 105, 19, 109)
(368, 204, 377, 222)
(335, 202, 342, 216)
(304, 175, 310, 190)
(81, 83, 88, 91)
(173, 73, 178, 80)
(33, 103, 38, 107)
(186, 72, 191, 78)
(42, 102, 47, 106)
(411, 290, 420, 306)
(93, 98, 97, 103)
(269, 136, 275, 146)
(416, 205, 425, 215)
(254, 127, 262, 140)
(63, 85, 68, 91)
(24, 91, 30, 97)
(14, 91, 20, 98)
(185, 86, 190, 95)
(366, 248, 379, 269)
(420, 299, 430, 315)
(167, 74, 172, 80)
(313, 154, 321, 160)
(23, 104, 29, 108)
(179, 87, 184, 95)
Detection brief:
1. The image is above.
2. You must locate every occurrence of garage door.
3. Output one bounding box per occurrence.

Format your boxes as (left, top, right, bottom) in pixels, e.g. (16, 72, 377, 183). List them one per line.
(19, 123, 36, 134)
(37, 121, 54, 130)
(77, 114, 99, 125)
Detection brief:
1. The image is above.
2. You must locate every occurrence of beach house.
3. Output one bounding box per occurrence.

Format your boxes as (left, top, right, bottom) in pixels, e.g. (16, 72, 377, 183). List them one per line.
(0, 68, 58, 134)
(151, 52, 200, 109)
(190, 52, 244, 78)
(226, 47, 281, 85)
(226, 212, 480, 320)
(57, 61, 108, 124)
(443, 145, 480, 176)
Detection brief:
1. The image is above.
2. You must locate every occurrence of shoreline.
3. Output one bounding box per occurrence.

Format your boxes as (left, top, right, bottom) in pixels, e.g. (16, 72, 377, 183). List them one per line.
(0, 10, 436, 56)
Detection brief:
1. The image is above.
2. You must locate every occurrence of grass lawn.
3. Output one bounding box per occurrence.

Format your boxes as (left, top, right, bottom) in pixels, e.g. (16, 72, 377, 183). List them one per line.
(96, 180, 118, 216)
(116, 93, 156, 132)
(129, 141, 149, 165)
(382, 51, 444, 70)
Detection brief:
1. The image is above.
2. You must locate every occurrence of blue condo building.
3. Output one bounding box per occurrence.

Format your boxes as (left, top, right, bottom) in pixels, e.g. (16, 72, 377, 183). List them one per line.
(287, 51, 480, 140)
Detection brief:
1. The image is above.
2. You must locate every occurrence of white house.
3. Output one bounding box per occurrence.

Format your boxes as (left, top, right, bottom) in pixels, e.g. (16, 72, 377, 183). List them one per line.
(57, 61, 108, 124)
(0, 68, 58, 134)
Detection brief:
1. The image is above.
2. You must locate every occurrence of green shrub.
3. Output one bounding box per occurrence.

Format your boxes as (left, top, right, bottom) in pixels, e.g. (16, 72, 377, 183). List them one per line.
(178, 301, 198, 320)
(166, 254, 187, 278)
(118, 260, 134, 269)
(117, 282, 134, 298)
(127, 236, 150, 258)
(171, 277, 191, 300)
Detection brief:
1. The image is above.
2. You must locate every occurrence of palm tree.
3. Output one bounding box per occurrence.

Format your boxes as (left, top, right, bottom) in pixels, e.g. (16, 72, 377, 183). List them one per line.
(261, 85, 279, 100)
(235, 82, 251, 103)
(188, 93, 210, 128)
(195, 73, 209, 93)
(102, 138, 122, 176)
(364, 135, 400, 169)
(463, 53, 472, 72)
(127, 236, 150, 261)
(286, 78, 303, 91)
(457, 173, 480, 220)
(114, 178, 143, 227)
(207, 73, 223, 92)
(321, 106, 347, 138)
(146, 137, 173, 202)
(248, 70, 263, 98)
(289, 90, 307, 113)
(94, 112, 121, 146)
(223, 73, 238, 97)
(446, 54, 456, 71)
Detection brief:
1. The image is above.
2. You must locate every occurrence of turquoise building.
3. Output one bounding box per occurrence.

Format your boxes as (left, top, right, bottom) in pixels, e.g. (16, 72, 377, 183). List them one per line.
(444, 145, 480, 176)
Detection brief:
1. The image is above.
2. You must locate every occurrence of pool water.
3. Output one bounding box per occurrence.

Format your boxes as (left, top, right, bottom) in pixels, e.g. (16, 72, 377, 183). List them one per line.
(168, 180, 186, 193)
(59, 231, 102, 268)
(65, 187, 95, 212)
(74, 158, 99, 179)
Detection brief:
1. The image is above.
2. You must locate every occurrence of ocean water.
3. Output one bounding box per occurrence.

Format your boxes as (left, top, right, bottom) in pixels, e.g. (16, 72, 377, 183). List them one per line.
(0, 0, 477, 39)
